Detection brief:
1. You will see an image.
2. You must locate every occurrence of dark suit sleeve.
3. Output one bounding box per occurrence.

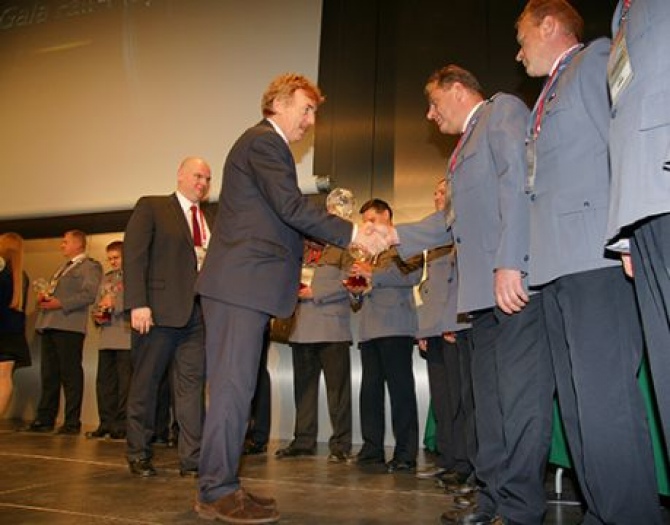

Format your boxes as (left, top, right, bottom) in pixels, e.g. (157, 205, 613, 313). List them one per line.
(123, 197, 154, 311)
(249, 133, 353, 247)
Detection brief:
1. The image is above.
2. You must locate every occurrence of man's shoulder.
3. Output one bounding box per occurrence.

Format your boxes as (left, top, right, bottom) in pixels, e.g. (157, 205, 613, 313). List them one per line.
(487, 92, 528, 113)
(234, 120, 288, 153)
(134, 194, 173, 206)
(82, 257, 103, 271)
(576, 38, 611, 68)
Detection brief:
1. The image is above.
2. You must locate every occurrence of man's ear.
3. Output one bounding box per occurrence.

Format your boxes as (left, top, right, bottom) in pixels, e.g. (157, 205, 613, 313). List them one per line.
(452, 82, 464, 102)
(540, 15, 557, 39)
(271, 96, 285, 116)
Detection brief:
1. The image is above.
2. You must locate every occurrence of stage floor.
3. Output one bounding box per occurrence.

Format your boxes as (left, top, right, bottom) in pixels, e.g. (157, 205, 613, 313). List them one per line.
(0, 420, 663, 524)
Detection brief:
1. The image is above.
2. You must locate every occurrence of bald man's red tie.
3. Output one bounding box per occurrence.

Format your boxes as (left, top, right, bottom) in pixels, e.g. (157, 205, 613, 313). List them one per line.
(190, 205, 202, 247)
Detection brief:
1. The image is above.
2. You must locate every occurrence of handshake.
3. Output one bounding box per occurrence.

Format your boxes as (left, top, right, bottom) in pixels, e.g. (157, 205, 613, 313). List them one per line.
(349, 221, 399, 258)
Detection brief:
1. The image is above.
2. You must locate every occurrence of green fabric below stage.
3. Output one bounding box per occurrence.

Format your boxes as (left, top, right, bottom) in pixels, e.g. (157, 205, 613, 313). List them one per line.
(423, 358, 670, 495)
(549, 357, 669, 495)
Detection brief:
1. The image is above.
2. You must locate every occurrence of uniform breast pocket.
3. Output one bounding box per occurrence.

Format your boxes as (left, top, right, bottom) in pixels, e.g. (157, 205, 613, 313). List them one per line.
(538, 99, 573, 154)
(454, 151, 482, 192)
(555, 196, 608, 259)
(640, 89, 670, 131)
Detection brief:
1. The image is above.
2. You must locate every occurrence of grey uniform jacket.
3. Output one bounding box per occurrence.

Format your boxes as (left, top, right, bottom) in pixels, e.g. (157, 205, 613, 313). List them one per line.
(527, 38, 618, 287)
(357, 248, 422, 343)
(416, 245, 470, 339)
(97, 269, 131, 350)
(196, 119, 353, 319)
(289, 246, 353, 345)
(36, 257, 102, 334)
(607, 0, 670, 244)
(397, 94, 531, 314)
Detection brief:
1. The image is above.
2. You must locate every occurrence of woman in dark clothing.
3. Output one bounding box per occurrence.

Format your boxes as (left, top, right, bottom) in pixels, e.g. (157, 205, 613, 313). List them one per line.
(0, 232, 31, 415)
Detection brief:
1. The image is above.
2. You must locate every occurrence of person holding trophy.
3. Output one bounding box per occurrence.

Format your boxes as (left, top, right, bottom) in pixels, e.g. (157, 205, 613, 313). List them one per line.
(87, 240, 131, 440)
(25, 230, 102, 435)
(276, 189, 357, 463)
(344, 198, 423, 474)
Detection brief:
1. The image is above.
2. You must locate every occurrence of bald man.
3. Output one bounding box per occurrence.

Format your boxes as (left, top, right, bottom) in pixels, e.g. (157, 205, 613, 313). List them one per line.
(123, 157, 214, 478)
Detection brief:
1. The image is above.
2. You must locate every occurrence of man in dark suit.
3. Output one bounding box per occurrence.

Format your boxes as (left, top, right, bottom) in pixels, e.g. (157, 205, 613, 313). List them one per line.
(194, 73, 387, 524)
(516, 1, 662, 523)
(26, 230, 102, 435)
(123, 156, 213, 478)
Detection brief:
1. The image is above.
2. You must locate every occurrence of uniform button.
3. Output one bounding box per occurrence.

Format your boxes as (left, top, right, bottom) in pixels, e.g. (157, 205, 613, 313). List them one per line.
(456, 237, 461, 244)
(583, 201, 590, 207)
(530, 194, 536, 201)
(447, 278, 453, 283)
(523, 255, 529, 262)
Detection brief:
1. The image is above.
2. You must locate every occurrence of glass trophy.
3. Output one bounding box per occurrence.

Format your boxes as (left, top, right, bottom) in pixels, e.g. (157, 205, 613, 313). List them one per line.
(326, 187, 355, 220)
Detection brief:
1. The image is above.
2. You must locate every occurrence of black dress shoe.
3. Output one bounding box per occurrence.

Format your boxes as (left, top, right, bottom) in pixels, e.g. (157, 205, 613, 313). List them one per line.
(243, 440, 267, 455)
(23, 420, 54, 433)
(55, 425, 81, 435)
(151, 435, 169, 446)
(355, 453, 385, 466)
(128, 458, 157, 477)
(109, 430, 126, 440)
(274, 446, 315, 458)
(453, 494, 477, 510)
(440, 510, 497, 525)
(386, 458, 417, 473)
(327, 451, 354, 463)
(437, 469, 469, 487)
(85, 427, 110, 439)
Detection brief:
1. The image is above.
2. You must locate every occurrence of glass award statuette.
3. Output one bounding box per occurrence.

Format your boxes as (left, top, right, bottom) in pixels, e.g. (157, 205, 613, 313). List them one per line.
(326, 188, 355, 220)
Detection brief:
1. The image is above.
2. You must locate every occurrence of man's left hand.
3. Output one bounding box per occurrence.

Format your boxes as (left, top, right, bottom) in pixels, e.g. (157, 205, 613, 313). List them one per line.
(494, 268, 529, 314)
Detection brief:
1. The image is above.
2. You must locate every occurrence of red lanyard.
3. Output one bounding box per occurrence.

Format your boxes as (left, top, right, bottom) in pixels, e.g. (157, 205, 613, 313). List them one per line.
(532, 44, 583, 137)
(448, 104, 482, 175)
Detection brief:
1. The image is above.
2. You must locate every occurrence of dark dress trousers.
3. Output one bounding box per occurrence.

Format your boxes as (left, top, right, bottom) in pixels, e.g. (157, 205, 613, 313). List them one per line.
(123, 193, 213, 470)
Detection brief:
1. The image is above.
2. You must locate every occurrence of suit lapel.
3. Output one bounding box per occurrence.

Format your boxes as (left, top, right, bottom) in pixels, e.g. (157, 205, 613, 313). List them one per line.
(168, 193, 193, 246)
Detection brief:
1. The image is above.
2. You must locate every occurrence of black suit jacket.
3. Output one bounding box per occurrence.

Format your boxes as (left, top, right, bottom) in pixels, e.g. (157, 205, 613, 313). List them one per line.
(123, 193, 214, 327)
(196, 119, 353, 318)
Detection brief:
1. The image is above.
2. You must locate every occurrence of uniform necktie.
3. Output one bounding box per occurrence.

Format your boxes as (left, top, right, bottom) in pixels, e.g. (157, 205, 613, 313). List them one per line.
(190, 205, 202, 247)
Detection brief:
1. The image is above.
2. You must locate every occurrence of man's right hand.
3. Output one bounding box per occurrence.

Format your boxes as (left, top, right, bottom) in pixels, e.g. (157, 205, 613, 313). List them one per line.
(352, 222, 397, 257)
(131, 307, 154, 334)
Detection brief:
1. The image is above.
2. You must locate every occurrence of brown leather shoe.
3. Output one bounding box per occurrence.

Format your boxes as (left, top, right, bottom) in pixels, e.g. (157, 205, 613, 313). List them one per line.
(195, 489, 279, 523)
(245, 490, 277, 510)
